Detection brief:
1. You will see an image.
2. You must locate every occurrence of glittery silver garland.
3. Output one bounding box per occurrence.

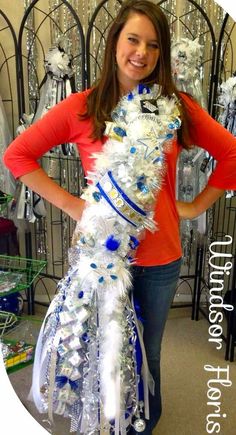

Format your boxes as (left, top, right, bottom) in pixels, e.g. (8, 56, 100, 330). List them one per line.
(0, 95, 13, 194)
(0, 342, 10, 359)
(159, 0, 177, 39)
(24, 0, 39, 114)
(35, 217, 48, 259)
(49, 0, 61, 43)
(83, 0, 122, 86)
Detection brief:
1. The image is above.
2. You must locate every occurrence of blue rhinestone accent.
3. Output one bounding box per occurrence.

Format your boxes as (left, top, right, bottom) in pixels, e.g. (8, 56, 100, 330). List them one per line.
(138, 84, 150, 94)
(82, 333, 90, 342)
(153, 156, 163, 163)
(129, 235, 140, 250)
(137, 175, 145, 181)
(90, 263, 97, 269)
(92, 191, 101, 202)
(113, 126, 127, 137)
(137, 181, 149, 193)
(107, 263, 114, 269)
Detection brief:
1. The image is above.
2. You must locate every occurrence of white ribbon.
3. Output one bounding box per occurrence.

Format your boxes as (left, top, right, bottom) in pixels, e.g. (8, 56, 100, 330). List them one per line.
(28, 297, 61, 413)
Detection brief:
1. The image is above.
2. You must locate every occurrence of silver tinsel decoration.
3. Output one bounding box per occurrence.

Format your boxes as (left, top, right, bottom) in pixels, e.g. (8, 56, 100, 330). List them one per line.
(24, 0, 39, 114)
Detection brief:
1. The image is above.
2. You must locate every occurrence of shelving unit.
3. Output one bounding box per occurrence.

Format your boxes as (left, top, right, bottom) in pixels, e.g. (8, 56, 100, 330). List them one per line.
(0, 198, 46, 372)
(0, 255, 46, 297)
(0, 194, 13, 214)
(0, 254, 46, 372)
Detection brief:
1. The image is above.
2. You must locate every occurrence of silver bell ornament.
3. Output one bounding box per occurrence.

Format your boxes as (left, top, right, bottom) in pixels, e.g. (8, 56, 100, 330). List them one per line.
(133, 418, 146, 432)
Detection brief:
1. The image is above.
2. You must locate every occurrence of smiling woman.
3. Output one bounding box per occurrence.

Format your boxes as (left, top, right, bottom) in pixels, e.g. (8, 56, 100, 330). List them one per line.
(2, 0, 236, 434)
(115, 13, 160, 93)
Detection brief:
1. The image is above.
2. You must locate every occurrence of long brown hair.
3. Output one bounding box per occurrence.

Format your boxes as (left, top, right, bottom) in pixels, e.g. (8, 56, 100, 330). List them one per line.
(83, 0, 191, 148)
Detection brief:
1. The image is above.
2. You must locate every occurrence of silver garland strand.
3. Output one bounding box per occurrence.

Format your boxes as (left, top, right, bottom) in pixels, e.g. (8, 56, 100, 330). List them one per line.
(24, 0, 39, 114)
(49, 0, 61, 44)
(217, 76, 236, 199)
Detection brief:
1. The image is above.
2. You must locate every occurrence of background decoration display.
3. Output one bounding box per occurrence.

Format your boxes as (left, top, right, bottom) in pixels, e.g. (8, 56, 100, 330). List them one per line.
(218, 75, 236, 136)
(171, 36, 209, 268)
(217, 75, 236, 199)
(0, 96, 14, 195)
(171, 37, 206, 107)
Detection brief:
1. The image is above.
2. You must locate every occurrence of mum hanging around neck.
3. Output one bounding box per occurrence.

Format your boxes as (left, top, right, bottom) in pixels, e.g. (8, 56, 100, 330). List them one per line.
(3, 1, 236, 434)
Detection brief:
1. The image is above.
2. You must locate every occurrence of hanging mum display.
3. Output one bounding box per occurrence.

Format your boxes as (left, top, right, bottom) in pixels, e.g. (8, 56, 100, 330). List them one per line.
(29, 84, 181, 434)
(171, 37, 206, 108)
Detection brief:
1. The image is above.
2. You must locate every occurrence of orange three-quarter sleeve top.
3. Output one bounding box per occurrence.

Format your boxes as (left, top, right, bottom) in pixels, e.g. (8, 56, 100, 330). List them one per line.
(3, 90, 236, 266)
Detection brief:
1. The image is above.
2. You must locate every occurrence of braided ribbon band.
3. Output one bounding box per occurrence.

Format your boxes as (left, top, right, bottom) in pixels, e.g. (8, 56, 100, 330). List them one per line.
(96, 170, 147, 228)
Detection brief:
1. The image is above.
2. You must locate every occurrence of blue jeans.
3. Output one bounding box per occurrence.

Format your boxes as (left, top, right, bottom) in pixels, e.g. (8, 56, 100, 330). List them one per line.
(130, 257, 182, 434)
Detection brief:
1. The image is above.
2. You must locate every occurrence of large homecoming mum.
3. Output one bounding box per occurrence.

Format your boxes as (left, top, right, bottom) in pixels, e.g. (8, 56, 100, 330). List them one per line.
(3, 1, 236, 434)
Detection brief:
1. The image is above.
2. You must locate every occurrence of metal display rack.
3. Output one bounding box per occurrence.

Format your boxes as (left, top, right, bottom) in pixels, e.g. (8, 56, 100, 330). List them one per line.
(191, 13, 236, 361)
(0, 194, 13, 214)
(0, 254, 46, 296)
(0, 9, 21, 136)
(0, 175, 46, 373)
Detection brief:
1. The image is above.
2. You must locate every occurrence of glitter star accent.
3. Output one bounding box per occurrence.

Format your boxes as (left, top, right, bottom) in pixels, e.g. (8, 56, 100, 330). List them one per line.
(137, 127, 168, 161)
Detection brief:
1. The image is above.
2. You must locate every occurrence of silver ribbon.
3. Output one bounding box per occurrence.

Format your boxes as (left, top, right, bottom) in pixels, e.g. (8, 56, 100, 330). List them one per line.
(131, 293, 155, 420)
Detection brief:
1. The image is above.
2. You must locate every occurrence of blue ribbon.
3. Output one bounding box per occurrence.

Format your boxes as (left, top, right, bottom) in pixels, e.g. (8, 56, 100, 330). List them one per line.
(129, 235, 140, 250)
(56, 375, 79, 391)
(133, 298, 145, 403)
(138, 84, 151, 94)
